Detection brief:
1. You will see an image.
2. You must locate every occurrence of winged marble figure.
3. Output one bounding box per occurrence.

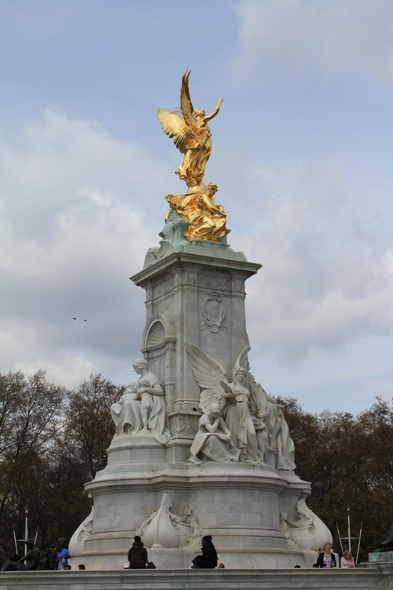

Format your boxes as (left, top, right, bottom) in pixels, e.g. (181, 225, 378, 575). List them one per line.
(185, 343, 261, 463)
(157, 69, 223, 192)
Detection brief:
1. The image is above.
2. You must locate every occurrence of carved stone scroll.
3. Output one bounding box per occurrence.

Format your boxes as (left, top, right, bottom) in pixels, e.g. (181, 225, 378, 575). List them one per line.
(136, 491, 202, 549)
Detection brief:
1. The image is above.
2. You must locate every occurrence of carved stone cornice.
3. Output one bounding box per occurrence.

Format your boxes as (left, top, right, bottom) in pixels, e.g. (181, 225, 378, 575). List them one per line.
(131, 252, 261, 288)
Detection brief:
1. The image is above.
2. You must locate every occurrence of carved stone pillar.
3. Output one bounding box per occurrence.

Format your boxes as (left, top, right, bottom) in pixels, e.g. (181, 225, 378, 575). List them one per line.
(132, 251, 260, 415)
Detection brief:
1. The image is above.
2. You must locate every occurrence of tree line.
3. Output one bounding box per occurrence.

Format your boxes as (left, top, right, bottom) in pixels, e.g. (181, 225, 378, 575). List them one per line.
(277, 395, 393, 560)
(0, 369, 391, 564)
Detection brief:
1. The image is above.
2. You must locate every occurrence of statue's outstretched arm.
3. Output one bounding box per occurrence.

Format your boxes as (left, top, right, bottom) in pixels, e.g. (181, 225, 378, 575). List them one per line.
(204, 97, 223, 123)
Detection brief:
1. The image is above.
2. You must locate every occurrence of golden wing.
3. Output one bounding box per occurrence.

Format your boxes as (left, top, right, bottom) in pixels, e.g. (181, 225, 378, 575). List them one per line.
(185, 342, 227, 413)
(180, 69, 197, 130)
(157, 108, 192, 154)
(158, 70, 209, 154)
(180, 69, 210, 148)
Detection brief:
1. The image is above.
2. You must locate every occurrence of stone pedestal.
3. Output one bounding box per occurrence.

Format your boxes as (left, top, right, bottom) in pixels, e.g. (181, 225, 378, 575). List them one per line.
(3, 568, 393, 590)
(364, 551, 393, 576)
(369, 551, 393, 563)
(69, 212, 332, 569)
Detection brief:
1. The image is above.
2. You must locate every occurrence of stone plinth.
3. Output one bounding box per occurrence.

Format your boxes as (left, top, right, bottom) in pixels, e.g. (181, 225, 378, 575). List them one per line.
(364, 551, 393, 576)
(369, 551, 393, 563)
(1, 568, 393, 590)
(81, 457, 316, 568)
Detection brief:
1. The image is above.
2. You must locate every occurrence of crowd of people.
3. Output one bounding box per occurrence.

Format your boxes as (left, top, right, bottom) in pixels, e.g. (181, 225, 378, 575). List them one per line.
(313, 543, 355, 569)
(124, 537, 356, 570)
(1, 536, 356, 572)
(123, 534, 219, 570)
(1, 537, 85, 572)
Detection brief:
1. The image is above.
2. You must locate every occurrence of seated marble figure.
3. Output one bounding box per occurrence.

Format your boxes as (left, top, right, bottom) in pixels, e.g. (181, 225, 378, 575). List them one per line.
(110, 358, 170, 445)
(189, 403, 240, 465)
(110, 382, 142, 437)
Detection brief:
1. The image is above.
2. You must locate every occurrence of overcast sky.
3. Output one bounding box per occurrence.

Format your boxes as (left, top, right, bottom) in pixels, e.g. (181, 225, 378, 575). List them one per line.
(1, 0, 392, 414)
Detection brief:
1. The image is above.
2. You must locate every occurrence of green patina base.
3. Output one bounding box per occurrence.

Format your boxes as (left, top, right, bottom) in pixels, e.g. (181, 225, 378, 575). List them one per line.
(369, 550, 393, 562)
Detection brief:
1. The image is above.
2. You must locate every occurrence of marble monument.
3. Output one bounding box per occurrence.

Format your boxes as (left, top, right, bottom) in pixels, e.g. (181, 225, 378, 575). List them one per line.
(69, 70, 332, 569)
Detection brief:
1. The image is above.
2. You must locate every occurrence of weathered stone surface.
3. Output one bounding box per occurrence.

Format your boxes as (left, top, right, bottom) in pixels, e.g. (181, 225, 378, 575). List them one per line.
(369, 551, 393, 563)
(1, 568, 392, 590)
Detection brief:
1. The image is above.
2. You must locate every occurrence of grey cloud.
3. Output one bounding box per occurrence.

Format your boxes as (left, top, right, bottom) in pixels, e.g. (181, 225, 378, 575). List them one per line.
(0, 109, 170, 387)
(235, 161, 393, 359)
(2, 109, 392, 390)
(233, 0, 393, 82)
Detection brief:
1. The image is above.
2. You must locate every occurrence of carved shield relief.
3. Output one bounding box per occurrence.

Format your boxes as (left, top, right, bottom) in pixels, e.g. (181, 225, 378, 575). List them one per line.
(201, 292, 227, 333)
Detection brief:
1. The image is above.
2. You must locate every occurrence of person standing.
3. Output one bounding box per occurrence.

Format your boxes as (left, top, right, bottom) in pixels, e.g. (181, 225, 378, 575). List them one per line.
(56, 541, 71, 570)
(128, 536, 148, 569)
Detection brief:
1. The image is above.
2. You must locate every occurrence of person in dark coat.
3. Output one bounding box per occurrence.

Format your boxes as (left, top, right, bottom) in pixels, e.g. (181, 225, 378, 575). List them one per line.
(128, 536, 148, 569)
(191, 535, 218, 569)
(316, 543, 337, 568)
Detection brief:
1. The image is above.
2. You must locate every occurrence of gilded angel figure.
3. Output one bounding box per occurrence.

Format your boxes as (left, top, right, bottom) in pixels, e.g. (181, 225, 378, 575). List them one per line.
(185, 343, 261, 463)
(157, 69, 223, 192)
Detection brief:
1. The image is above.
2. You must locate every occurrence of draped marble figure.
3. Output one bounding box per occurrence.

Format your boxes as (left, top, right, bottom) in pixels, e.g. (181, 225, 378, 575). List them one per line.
(110, 382, 143, 437)
(110, 358, 170, 445)
(189, 402, 240, 465)
(252, 407, 270, 463)
(186, 343, 296, 469)
(220, 367, 261, 463)
(249, 375, 296, 471)
(185, 343, 262, 464)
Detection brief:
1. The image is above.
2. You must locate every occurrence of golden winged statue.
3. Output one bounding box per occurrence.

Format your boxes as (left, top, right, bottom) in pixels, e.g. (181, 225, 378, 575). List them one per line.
(157, 70, 226, 242)
(158, 69, 223, 192)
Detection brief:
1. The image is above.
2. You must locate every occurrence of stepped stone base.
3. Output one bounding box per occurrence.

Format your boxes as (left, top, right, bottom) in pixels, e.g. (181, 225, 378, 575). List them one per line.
(0, 568, 392, 590)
